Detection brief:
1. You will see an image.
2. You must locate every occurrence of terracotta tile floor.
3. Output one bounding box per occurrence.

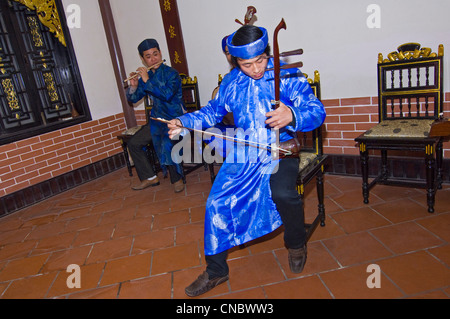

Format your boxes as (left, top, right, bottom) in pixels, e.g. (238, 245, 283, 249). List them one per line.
(0, 167, 449, 299)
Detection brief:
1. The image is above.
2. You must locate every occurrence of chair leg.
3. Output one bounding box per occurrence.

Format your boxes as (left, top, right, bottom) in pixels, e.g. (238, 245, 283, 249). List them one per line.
(425, 150, 436, 214)
(122, 144, 133, 177)
(381, 149, 388, 180)
(436, 140, 444, 190)
(360, 147, 370, 204)
(316, 169, 326, 227)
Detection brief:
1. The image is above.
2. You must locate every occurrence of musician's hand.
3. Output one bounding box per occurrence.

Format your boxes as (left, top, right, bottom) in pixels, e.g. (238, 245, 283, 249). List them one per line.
(136, 67, 149, 83)
(129, 73, 139, 88)
(265, 102, 293, 129)
(168, 119, 183, 139)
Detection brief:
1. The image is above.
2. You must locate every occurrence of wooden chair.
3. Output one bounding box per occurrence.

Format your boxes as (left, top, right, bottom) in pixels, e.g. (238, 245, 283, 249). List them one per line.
(181, 74, 201, 112)
(178, 74, 209, 177)
(355, 43, 445, 213)
(297, 71, 328, 241)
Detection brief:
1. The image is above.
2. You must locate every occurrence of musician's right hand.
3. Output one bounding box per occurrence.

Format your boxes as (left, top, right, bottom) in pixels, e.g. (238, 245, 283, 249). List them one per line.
(168, 119, 183, 139)
(129, 73, 139, 88)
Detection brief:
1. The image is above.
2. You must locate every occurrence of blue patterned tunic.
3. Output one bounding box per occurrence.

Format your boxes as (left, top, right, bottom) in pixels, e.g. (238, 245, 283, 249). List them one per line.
(179, 59, 326, 256)
(126, 64, 185, 174)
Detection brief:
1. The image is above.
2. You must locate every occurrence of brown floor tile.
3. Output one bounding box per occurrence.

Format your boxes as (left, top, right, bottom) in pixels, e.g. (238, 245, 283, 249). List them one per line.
(67, 284, 119, 299)
(32, 232, 77, 255)
(171, 193, 207, 212)
(100, 253, 152, 286)
(263, 275, 332, 299)
(320, 263, 404, 299)
(151, 242, 202, 275)
(86, 237, 133, 264)
(0, 241, 37, 261)
(1, 272, 57, 299)
(113, 217, 153, 238)
(428, 244, 450, 267)
(135, 199, 171, 218)
(118, 274, 172, 299)
(72, 224, 115, 246)
(370, 222, 444, 254)
(371, 198, 430, 223)
(42, 246, 92, 273)
(175, 222, 204, 246)
(331, 206, 391, 234)
(0, 254, 49, 282)
(153, 209, 190, 230)
(213, 287, 266, 299)
(322, 232, 393, 266)
(228, 252, 285, 292)
(416, 212, 450, 242)
(377, 251, 450, 296)
(46, 262, 105, 298)
(131, 229, 175, 254)
(1, 171, 448, 300)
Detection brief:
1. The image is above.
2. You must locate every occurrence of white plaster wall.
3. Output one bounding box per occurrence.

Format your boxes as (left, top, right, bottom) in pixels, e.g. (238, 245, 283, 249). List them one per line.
(61, 0, 450, 116)
(61, 0, 123, 120)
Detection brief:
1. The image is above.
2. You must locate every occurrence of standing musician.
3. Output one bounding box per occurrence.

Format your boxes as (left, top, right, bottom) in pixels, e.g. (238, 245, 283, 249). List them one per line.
(168, 25, 326, 297)
(126, 39, 186, 193)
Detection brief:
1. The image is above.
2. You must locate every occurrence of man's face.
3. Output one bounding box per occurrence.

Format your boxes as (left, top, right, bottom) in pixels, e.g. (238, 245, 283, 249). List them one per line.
(141, 47, 163, 69)
(237, 54, 269, 80)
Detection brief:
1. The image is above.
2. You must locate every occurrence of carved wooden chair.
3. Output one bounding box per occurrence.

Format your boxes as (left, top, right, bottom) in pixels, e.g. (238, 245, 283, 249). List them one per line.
(355, 43, 445, 213)
(297, 71, 328, 241)
(178, 74, 209, 178)
(181, 74, 201, 112)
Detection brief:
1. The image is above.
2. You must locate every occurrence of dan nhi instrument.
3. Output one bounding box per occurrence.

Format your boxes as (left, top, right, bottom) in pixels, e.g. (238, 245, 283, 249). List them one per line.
(271, 18, 304, 159)
(123, 60, 166, 83)
(150, 117, 294, 156)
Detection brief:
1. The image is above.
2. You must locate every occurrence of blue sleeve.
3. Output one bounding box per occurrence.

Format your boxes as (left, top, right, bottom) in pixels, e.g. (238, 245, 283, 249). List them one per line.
(141, 70, 181, 102)
(281, 72, 326, 133)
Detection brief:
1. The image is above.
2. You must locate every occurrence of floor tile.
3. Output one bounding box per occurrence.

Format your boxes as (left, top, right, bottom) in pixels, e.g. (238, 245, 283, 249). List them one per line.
(228, 252, 285, 292)
(377, 251, 450, 296)
(0, 170, 448, 299)
(322, 232, 393, 266)
(263, 275, 332, 299)
(320, 263, 404, 299)
(100, 253, 152, 286)
(370, 222, 444, 254)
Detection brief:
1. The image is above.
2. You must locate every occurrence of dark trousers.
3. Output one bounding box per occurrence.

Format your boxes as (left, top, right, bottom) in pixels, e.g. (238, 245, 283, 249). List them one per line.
(128, 127, 155, 181)
(206, 157, 306, 278)
(128, 127, 182, 184)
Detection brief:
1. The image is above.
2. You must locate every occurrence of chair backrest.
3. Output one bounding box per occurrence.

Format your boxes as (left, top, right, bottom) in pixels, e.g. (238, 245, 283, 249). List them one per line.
(296, 70, 324, 156)
(377, 43, 444, 121)
(180, 74, 201, 113)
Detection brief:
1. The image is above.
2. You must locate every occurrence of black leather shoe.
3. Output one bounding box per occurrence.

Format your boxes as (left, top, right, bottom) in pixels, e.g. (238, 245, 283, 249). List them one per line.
(185, 271, 229, 297)
(288, 245, 307, 274)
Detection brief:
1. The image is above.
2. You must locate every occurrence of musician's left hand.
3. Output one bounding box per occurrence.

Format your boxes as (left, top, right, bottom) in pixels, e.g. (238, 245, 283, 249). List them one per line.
(136, 67, 149, 83)
(265, 102, 293, 129)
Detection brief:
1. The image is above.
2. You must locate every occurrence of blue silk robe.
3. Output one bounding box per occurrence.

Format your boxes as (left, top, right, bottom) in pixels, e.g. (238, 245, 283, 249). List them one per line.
(126, 64, 185, 174)
(178, 59, 326, 256)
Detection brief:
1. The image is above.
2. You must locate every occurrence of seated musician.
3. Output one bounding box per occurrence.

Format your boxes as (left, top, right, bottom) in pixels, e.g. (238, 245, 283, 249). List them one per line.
(168, 25, 326, 297)
(126, 39, 186, 193)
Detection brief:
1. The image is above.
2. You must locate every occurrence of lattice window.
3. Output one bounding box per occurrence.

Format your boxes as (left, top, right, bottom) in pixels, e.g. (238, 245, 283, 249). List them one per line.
(0, 0, 90, 145)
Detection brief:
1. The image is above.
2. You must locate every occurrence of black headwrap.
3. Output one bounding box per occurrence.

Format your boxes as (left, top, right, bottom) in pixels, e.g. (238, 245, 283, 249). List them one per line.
(138, 39, 160, 56)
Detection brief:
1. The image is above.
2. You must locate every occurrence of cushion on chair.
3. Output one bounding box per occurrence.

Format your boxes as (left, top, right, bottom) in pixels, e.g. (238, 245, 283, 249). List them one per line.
(363, 119, 435, 138)
(122, 125, 143, 136)
(299, 151, 318, 172)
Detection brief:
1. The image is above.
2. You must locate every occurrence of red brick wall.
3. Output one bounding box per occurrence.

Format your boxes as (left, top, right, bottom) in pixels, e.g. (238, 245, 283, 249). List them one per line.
(0, 96, 449, 198)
